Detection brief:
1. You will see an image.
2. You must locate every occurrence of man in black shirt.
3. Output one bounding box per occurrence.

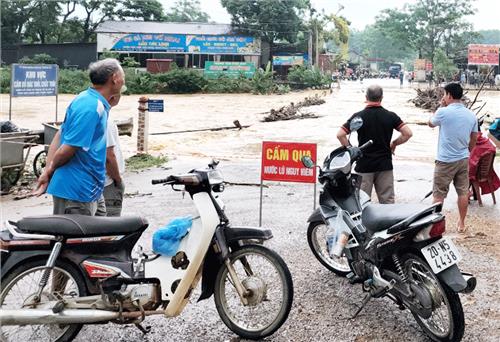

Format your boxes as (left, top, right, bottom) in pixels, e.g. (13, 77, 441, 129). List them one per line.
(336, 84, 413, 203)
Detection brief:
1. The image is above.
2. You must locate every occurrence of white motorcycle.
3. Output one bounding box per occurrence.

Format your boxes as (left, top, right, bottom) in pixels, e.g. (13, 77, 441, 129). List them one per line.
(0, 161, 293, 341)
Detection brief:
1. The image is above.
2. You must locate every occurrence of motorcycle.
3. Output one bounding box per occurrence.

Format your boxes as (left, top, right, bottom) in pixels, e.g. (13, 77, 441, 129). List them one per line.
(0, 161, 293, 341)
(302, 118, 476, 341)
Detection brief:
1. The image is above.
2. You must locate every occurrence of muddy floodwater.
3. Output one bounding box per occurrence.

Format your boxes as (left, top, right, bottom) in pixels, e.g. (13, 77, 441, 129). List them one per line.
(2, 78, 499, 164)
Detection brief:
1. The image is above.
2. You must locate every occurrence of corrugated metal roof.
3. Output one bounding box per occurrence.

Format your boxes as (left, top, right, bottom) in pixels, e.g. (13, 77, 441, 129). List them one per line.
(96, 21, 234, 35)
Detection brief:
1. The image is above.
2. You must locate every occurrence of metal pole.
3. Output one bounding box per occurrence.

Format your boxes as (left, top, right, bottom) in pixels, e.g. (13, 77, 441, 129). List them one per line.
(55, 65, 59, 122)
(315, 24, 319, 67)
(9, 93, 12, 121)
(9, 65, 14, 121)
(259, 179, 263, 227)
(308, 31, 313, 67)
(55, 93, 58, 122)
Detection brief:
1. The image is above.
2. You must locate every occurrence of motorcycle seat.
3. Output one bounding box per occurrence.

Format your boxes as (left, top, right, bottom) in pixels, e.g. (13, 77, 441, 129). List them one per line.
(362, 203, 432, 233)
(14, 215, 148, 238)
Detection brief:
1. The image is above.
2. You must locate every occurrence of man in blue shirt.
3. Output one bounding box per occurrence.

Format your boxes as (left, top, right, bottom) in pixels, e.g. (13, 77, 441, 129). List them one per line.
(34, 59, 125, 215)
(428, 83, 478, 233)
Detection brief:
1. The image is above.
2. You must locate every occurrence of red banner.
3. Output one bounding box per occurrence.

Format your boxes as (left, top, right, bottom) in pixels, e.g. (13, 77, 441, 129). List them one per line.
(261, 141, 317, 183)
(468, 44, 500, 66)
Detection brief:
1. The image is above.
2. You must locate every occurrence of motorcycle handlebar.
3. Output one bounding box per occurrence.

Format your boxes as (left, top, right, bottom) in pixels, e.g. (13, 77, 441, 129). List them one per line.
(359, 140, 373, 150)
(152, 178, 170, 185)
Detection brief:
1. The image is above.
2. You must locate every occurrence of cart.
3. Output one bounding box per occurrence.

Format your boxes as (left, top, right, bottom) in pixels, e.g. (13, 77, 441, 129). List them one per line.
(1, 131, 39, 193)
(33, 122, 62, 177)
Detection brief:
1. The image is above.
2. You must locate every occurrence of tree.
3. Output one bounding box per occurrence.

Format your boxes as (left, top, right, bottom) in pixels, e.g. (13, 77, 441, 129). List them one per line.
(1, 0, 38, 44)
(375, 0, 476, 62)
(433, 48, 458, 81)
(24, 1, 61, 43)
(164, 0, 209, 22)
(221, 0, 309, 54)
(116, 0, 164, 21)
(476, 30, 500, 44)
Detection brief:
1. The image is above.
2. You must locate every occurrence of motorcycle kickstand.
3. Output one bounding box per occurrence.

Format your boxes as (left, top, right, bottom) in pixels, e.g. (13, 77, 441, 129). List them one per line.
(351, 293, 372, 319)
(134, 323, 151, 334)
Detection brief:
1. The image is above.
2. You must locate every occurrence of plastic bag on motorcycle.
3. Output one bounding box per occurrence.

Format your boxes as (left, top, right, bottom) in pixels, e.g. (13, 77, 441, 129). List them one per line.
(152, 216, 192, 256)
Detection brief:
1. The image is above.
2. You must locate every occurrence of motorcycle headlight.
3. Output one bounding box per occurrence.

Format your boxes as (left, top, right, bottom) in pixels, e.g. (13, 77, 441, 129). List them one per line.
(207, 170, 224, 185)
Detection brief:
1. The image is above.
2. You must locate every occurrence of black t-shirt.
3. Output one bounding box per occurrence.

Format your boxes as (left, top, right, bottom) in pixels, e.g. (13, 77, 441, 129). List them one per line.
(342, 106, 404, 173)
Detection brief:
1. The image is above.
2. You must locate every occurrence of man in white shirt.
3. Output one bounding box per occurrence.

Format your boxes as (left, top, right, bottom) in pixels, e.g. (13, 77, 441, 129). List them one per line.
(103, 94, 125, 216)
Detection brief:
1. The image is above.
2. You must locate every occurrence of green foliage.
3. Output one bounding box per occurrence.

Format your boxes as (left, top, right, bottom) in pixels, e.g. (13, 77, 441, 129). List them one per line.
(99, 50, 120, 60)
(204, 75, 253, 93)
(123, 69, 157, 94)
(125, 154, 168, 171)
(476, 30, 500, 44)
(250, 62, 275, 94)
(433, 49, 458, 81)
(164, 0, 209, 22)
(156, 69, 207, 94)
(375, 0, 475, 61)
(0, 0, 165, 45)
(58, 69, 89, 94)
(18, 53, 57, 64)
(287, 66, 330, 89)
(122, 56, 140, 68)
(221, 0, 308, 46)
(1, 68, 11, 93)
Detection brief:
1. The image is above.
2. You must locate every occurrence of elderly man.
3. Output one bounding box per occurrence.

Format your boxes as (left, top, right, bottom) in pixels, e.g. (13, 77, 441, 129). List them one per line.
(337, 84, 413, 203)
(34, 58, 125, 216)
(428, 82, 478, 233)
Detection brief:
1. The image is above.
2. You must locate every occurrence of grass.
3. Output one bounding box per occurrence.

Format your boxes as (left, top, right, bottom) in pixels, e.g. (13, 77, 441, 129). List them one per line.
(125, 154, 168, 171)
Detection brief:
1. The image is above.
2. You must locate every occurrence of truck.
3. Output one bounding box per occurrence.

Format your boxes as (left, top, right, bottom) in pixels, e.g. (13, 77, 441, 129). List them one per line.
(388, 63, 404, 78)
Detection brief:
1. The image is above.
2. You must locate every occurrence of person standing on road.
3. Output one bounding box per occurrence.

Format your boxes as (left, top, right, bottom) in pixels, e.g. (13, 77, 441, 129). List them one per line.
(399, 71, 404, 88)
(34, 58, 125, 216)
(336, 84, 413, 204)
(103, 93, 126, 217)
(428, 82, 478, 233)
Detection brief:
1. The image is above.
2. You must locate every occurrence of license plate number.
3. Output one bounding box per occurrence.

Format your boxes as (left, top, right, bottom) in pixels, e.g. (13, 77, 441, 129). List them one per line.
(421, 238, 461, 274)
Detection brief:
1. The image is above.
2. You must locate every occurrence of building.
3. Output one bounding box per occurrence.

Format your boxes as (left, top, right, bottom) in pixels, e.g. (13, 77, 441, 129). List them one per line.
(95, 21, 266, 69)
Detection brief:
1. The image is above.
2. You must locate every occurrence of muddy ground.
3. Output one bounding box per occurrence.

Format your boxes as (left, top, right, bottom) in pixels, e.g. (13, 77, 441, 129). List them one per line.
(1, 78, 499, 341)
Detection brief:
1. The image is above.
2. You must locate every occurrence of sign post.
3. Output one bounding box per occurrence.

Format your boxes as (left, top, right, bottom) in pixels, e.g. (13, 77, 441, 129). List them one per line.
(259, 141, 317, 226)
(9, 64, 59, 121)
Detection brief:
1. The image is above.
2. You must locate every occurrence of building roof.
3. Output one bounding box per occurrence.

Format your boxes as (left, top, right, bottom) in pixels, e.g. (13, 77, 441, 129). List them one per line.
(96, 21, 233, 35)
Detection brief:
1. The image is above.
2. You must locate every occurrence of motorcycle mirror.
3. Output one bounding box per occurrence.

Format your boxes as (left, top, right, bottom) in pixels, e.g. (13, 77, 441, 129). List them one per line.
(350, 116, 363, 132)
(301, 156, 315, 169)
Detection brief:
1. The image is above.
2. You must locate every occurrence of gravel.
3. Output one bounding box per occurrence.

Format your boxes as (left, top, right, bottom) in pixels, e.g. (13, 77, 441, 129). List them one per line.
(67, 159, 500, 342)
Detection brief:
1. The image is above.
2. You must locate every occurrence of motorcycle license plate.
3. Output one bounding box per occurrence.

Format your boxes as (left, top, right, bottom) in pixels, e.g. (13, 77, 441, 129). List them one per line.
(421, 237, 461, 274)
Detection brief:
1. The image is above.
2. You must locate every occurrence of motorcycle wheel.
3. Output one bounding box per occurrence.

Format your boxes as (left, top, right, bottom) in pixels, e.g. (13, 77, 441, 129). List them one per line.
(33, 150, 47, 178)
(307, 221, 352, 276)
(214, 244, 293, 340)
(0, 259, 86, 342)
(402, 253, 464, 342)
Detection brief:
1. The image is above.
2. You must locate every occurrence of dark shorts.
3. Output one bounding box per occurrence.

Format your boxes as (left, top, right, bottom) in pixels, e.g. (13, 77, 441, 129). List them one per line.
(433, 158, 469, 198)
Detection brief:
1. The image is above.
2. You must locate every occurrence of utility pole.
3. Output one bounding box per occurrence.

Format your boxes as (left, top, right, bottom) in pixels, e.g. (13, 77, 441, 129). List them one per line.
(315, 23, 319, 67)
(308, 30, 313, 67)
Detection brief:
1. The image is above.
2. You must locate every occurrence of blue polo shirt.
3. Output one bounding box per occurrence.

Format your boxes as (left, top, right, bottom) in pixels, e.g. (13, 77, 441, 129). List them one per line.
(47, 88, 110, 202)
(430, 103, 478, 163)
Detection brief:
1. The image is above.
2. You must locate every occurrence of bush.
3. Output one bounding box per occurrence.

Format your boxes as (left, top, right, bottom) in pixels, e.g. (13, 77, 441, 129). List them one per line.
(1, 68, 11, 93)
(287, 66, 330, 89)
(18, 53, 57, 64)
(204, 75, 253, 93)
(250, 63, 275, 94)
(156, 68, 207, 93)
(122, 56, 140, 68)
(58, 69, 89, 94)
(123, 68, 157, 94)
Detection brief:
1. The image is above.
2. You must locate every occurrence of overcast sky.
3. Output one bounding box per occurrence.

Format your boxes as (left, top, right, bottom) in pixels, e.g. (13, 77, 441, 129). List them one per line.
(161, 0, 499, 31)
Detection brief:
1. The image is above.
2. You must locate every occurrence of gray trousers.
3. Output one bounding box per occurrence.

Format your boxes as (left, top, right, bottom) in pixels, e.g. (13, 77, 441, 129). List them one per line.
(358, 170, 395, 204)
(102, 182, 125, 217)
(53, 195, 105, 216)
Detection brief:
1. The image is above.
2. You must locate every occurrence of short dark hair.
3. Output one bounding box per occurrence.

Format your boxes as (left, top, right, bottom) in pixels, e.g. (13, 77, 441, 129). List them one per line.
(88, 58, 121, 85)
(444, 82, 463, 100)
(366, 85, 383, 102)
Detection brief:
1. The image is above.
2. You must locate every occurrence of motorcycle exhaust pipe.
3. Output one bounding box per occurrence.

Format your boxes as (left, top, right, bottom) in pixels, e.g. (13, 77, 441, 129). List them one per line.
(0, 309, 120, 325)
(461, 272, 477, 294)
